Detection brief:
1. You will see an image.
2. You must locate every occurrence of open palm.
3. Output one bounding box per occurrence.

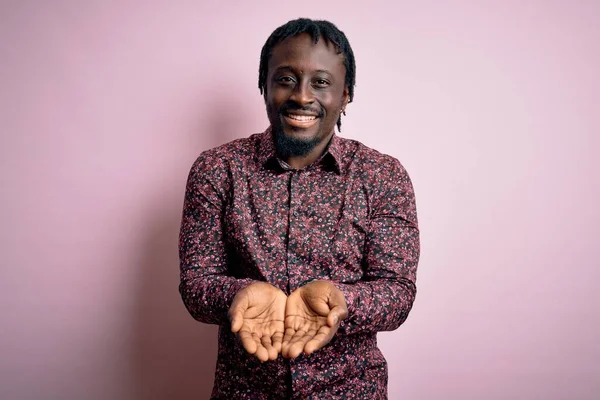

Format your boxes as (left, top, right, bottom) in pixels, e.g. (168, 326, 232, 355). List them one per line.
(229, 282, 286, 362)
(282, 280, 348, 359)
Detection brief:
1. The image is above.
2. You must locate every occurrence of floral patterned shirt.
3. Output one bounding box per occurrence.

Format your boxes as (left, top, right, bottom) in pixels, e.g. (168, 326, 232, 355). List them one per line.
(179, 127, 420, 399)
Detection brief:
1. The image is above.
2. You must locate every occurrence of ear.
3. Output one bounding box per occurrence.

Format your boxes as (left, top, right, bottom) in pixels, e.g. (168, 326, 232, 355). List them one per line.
(341, 86, 350, 110)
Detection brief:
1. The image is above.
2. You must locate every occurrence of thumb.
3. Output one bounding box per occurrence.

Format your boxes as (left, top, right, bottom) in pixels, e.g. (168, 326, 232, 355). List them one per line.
(326, 288, 348, 327)
(327, 305, 348, 327)
(229, 295, 249, 333)
(229, 309, 244, 333)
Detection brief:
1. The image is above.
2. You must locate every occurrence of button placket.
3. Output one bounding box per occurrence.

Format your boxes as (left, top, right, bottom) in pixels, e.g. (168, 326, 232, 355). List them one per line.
(287, 172, 302, 290)
(290, 172, 300, 221)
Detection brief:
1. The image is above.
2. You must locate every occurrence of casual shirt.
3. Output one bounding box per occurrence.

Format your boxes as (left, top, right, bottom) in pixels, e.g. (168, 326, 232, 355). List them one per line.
(179, 127, 420, 399)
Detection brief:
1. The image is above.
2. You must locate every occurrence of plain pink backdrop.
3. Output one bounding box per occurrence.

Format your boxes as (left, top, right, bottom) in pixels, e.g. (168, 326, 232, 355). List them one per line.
(1, 1, 598, 399)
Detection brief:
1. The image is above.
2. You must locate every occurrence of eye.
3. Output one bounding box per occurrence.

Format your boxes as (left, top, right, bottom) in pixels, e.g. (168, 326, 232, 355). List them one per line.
(277, 76, 296, 85)
(313, 78, 330, 88)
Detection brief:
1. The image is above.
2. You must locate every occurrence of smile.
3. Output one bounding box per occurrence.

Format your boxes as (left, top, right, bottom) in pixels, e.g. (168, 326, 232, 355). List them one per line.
(287, 114, 317, 121)
(283, 113, 319, 128)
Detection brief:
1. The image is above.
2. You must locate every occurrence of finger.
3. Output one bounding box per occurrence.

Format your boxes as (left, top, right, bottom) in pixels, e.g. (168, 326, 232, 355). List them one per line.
(238, 331, 258, 355)
(282, 327, 296, 350)
(327, 305, 347, 327)
(288, 337, 310, 359)
(271, 330, 284, 353)
(250, 333, 270, 362)
(304, 326, 335, 355)
(254, 344, 269, 362)
(285, 328, 307, 351)
(281, 334, 293, 357)
(261, 335, 278, 361)
(282, 328, 306, 358)
(288, 329, 316, 359)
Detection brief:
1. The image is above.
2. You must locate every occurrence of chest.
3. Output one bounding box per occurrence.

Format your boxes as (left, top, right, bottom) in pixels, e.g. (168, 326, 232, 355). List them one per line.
(223, 168, 372, 287)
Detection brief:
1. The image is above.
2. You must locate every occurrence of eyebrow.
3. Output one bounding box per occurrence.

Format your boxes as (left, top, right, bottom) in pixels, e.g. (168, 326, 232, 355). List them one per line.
(273, 66, 332, 75)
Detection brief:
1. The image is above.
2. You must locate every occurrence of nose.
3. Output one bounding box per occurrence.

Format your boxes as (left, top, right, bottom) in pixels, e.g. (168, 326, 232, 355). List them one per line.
(289, 79, 313, 106)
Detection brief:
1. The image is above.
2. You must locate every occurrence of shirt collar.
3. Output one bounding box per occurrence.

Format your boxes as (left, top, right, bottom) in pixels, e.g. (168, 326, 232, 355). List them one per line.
(257, 126, 342, 174)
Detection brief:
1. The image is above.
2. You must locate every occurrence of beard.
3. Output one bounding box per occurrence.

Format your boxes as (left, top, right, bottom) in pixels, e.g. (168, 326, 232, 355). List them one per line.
(272, 125, 321, 158)
(268, 101, 325, 158)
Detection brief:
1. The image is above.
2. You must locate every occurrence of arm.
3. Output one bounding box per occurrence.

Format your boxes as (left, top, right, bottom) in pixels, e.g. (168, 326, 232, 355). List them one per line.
(335, 157, 420, 336)
(280, 158, 420, 357)
(178, 153, 255, 326)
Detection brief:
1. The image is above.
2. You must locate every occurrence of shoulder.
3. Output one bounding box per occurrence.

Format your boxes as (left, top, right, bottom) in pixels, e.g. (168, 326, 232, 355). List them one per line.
(338, 136, 408, 179)
(189, 134, 261, 179)
(339, 138, 417, 217)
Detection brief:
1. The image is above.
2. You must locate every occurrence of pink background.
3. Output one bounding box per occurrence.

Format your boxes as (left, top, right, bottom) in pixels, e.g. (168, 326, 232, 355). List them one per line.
(1, 1, 598, 399)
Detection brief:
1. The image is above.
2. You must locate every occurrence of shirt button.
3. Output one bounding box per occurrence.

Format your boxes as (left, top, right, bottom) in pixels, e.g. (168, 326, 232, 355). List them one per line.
(293, 210, 299, 217)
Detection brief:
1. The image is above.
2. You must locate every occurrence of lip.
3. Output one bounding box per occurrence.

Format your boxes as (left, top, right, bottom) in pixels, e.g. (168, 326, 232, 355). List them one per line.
(282, 113, 319, 129)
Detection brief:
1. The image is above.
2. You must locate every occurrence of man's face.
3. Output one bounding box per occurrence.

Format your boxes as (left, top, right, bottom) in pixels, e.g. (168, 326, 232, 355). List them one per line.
(265, 33, 349, 158)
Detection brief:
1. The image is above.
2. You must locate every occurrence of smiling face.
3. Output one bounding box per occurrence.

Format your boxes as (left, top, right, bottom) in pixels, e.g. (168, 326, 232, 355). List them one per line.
(265, 33, 349, 164)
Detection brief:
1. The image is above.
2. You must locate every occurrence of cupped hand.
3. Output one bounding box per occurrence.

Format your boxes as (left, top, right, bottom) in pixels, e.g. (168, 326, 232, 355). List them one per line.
(282, 280, 348, 359)
(228, 282, 287, 362)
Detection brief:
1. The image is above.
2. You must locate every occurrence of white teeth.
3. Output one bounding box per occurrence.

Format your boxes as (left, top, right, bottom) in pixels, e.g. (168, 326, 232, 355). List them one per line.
(288, 114, 317, 121)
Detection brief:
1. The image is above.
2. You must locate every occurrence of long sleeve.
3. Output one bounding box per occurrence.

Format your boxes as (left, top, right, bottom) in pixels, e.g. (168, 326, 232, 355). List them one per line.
(178, 153, 254, 326)
(335, 157, 420, 335)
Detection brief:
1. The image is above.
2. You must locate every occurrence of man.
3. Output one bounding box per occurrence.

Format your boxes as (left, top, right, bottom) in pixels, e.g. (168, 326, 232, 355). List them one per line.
(179, 18, 420, 399)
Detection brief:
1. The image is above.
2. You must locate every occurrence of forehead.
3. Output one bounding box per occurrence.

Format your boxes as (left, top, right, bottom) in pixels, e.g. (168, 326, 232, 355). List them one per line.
(268, 33, 346, 75)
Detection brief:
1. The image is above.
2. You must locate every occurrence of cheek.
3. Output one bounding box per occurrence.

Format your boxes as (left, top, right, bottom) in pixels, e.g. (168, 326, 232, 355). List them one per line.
(323, 100, 341, 120)
(265, 97, 279, 116)
(320, 91, 344, 114)
(266, 89, 287, 110)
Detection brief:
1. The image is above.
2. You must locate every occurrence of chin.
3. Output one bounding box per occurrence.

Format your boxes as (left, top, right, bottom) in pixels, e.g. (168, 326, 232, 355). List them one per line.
(274, 124, 322, 157)
(283, 127, 319, 141)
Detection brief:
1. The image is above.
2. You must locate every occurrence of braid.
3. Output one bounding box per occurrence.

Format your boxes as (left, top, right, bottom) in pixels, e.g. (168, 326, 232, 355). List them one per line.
(258, 18, 356, 132)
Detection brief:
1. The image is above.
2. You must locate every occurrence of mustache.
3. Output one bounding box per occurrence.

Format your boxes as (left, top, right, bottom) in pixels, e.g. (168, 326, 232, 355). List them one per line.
(279, 102, 324, 118)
